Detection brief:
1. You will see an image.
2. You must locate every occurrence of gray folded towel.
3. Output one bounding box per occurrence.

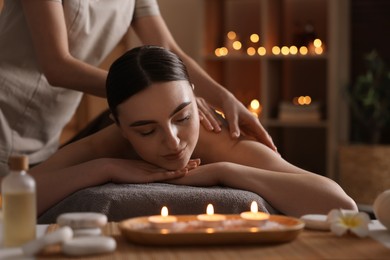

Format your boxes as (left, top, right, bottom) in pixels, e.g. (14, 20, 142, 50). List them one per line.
(38, 183, 276, 224)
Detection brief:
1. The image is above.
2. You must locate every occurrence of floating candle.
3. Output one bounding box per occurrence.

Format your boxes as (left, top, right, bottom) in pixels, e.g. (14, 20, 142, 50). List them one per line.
(197, 204, 226, 228)
(240, 201, 270, 226)
(148, 206, 177, 229)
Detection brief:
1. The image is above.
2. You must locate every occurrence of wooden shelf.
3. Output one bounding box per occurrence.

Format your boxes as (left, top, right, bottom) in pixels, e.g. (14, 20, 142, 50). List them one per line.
(264, 119, 328, 128)
(203, 54, 329, 61)
(203, 0, 350, 179)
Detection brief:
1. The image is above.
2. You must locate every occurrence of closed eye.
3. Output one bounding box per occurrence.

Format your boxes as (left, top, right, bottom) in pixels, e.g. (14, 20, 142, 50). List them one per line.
(136, 127, 156, 136)
(177, 114, 191, 122)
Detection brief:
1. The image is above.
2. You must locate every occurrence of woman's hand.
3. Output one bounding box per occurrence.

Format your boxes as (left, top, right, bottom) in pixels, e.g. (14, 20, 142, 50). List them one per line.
(107, 158, 201, 184)
(166, 162, 225, 187)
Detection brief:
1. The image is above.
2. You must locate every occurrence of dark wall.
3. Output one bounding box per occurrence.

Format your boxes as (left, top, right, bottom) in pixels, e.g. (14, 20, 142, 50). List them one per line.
(351, 0, 390, 73)
(350, 0, 390, 143)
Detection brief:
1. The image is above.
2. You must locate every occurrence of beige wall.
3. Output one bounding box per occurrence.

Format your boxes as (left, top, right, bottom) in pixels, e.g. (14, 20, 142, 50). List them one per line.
(158, 0, 204, 64)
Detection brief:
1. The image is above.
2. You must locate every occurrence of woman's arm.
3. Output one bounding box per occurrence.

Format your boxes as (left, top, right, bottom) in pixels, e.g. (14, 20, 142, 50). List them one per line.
(132, 15, 276, 151)
(29, 125, 189, 215)
(21, 0, 107, 96)
(168, 126, 358, 217)
(169, 162, 357, 217)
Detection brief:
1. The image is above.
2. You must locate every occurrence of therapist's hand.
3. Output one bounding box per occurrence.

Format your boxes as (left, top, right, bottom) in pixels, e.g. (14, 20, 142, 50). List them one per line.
(196, 95, 277, 153)
(223, 95, 277, 152)
(196, 97, 222, 133)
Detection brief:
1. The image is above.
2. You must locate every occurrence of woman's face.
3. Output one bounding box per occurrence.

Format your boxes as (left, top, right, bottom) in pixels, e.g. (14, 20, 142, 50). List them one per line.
(116, 80, 200, 171)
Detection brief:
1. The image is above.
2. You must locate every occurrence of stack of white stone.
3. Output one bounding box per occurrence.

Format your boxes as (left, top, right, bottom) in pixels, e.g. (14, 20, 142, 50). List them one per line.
(22, 212, 116, 257)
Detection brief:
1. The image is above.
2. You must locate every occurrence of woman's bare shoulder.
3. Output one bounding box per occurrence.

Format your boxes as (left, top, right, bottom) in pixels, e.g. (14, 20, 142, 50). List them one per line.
(192, 125, 244, 163)
(193, 124, 305, 173)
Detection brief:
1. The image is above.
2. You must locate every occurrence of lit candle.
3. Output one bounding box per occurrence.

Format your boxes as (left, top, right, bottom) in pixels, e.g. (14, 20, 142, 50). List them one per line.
(197, 204, 226, 228)
(148, 206, 177, 229)
(240, 201, 270, 226)
(247, 99, 262, 117)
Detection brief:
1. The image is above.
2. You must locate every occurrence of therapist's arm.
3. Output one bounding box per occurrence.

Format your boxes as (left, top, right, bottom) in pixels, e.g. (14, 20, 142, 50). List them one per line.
(21, 0, 107, 96)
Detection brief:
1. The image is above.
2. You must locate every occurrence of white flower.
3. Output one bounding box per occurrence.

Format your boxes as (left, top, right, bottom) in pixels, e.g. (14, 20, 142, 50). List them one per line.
(327, 209, 370, 238)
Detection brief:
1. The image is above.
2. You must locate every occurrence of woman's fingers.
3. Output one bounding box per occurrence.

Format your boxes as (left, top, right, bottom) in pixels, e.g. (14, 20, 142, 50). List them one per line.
(240, 116, 278, 153)
(221, 98, 278, 153)
(224, 109, 241, 139)
(151, 158, 201, 183)
(185, 158, 201, 171)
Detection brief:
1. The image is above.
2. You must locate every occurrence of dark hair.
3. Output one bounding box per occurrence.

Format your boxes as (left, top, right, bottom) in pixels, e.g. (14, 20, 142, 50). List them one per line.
(106, 45, 191, 122)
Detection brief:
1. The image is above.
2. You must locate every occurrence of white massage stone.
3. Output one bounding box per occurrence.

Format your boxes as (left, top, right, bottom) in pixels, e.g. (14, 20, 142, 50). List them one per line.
(22, 226, 73, 256)
(62, 236, 117, 256)
(57, 212, 107, 229)
(374, 189, 390, 230)
(300, 214, 330, 230)
(74, 228, 102, 237)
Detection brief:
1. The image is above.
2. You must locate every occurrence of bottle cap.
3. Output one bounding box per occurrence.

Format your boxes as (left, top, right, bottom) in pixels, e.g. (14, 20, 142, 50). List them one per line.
(8, 155, 29, 171)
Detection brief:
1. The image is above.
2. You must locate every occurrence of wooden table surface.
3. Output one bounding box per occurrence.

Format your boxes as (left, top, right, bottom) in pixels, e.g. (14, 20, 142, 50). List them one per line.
(38, 222, 390, 259)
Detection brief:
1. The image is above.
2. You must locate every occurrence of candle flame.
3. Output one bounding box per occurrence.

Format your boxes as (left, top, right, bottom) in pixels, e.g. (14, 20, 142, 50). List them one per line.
(250, 99, 260, 110)
(161, 206, 168, 217)
(206, 204, 214, 215)
(313, 39, 322, 48)
(250, 201, 258, 213)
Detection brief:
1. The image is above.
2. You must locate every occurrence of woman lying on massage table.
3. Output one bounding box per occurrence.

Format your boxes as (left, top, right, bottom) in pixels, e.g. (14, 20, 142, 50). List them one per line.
(30, 46, 357, 217)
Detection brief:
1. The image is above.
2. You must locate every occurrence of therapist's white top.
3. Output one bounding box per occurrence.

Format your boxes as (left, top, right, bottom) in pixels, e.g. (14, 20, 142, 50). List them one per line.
(0, 0, 160, 176)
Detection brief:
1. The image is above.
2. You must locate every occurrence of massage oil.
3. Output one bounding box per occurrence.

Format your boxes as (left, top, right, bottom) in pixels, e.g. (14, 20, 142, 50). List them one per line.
(1, 155, 36, 247)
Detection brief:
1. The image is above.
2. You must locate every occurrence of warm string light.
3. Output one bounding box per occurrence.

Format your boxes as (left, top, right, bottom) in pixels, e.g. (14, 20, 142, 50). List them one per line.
(272, 46, 281, 55)
(257, 47, 266, 56)
(227, 31, 236, 40)
(247, 47, 256, 56)
(289, 46, 298, 55)
(214, 31, 324, 57)
(299, 46, 308, 55)
(250, 33, 260, 43)
(232, 41, 242, 50)
(293, 96, 312, 105)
